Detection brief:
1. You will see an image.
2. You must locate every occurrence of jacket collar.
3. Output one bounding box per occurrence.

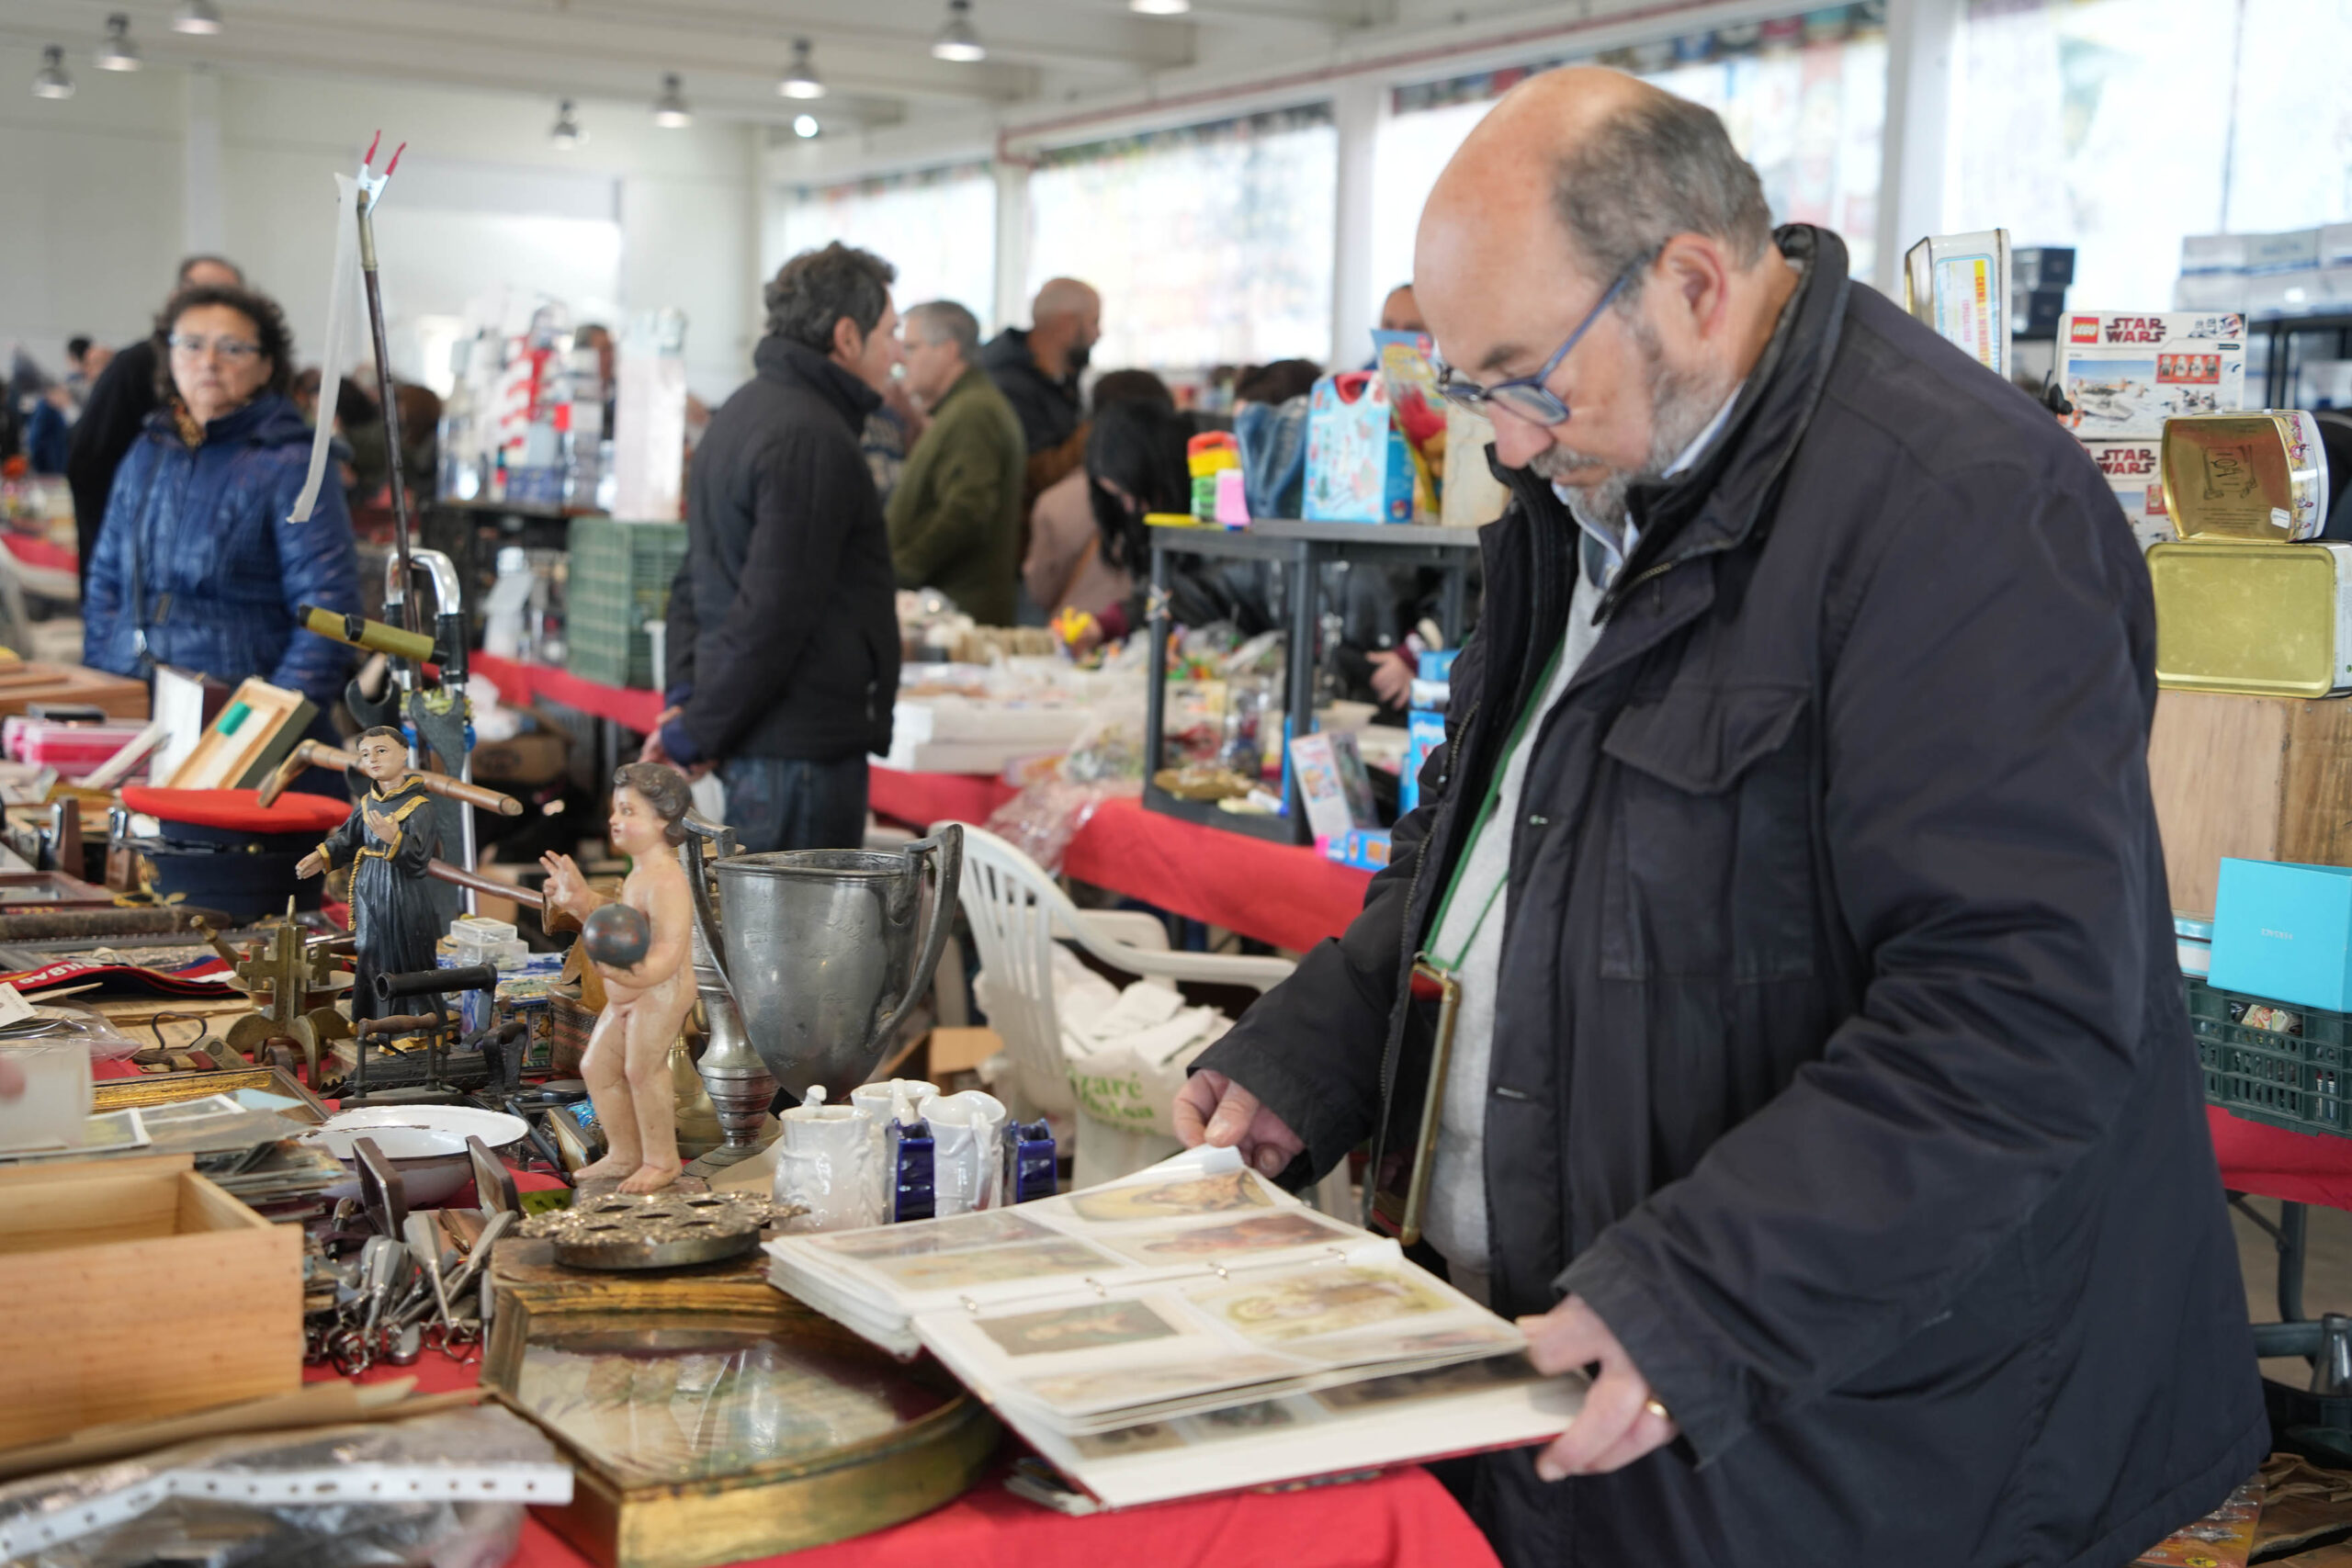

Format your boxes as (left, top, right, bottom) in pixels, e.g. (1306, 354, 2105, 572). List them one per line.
(143, 389, 308, 448)
(753, 334, 884, 432)
(1488, 224, 1851, 619)
(929, 364, 992, 415)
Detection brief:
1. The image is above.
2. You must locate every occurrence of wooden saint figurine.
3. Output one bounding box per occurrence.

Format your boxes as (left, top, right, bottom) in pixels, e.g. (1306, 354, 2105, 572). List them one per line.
(539, 762, 697, 1192)
(295, 725, 438, 1023)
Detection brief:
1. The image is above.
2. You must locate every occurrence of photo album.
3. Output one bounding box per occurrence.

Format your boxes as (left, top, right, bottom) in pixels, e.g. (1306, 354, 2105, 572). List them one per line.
(764, 1146, 1585, 1508)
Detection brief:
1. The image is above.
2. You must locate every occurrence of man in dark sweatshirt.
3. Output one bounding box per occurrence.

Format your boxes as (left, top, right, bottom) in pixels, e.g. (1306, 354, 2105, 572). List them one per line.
(648, 243, 903, 853)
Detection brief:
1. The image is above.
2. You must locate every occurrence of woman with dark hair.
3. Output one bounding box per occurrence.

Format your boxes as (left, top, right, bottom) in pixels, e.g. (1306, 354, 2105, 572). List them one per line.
(83, 283, 361, 713)
(1022, 370, 1170, 624)
(1069, 398, 1269, 649)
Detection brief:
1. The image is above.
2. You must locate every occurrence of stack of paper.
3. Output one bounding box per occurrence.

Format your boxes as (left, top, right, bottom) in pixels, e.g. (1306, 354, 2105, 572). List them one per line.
(766, 1148, 1584, 1508)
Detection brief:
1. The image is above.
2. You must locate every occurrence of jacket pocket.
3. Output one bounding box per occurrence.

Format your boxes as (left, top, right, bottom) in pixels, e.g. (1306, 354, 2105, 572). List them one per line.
(1597, 682, 1816, 982)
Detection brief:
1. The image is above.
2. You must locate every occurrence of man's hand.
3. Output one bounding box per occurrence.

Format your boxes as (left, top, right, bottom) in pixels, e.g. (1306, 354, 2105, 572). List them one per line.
(1369, 649, 1415, 709)
(1172, 1070, 1306, 1178)
(640, 709, 713, 779)
(1521, 1295, 1678, 1479)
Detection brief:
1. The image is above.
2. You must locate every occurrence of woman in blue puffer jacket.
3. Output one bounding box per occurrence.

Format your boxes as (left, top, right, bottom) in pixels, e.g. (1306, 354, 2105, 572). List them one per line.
(84, 283, 360, 711)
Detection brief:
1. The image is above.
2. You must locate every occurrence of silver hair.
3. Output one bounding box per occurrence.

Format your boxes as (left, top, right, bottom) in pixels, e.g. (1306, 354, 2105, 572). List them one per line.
(906, 299, 981, 364)
(1551, 88, 1773, 301)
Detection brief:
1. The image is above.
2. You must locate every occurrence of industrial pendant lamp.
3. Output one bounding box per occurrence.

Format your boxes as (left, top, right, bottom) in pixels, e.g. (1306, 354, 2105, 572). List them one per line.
(550, 99, 585, 149)
(96, 14, 142, 71)
(777, 38, 825, 99)
(931, 0, 986, 62)
(172, 0, 222, 36)
(31, 45, 74, 99)
(792, 113, 821, 140)
(1129, 0, 1191, 12)
(652, 73, 692, 128)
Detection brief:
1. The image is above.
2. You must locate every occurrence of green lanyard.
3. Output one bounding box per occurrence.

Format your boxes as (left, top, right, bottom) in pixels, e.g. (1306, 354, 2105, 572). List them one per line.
(1422, 638, 1566, 974)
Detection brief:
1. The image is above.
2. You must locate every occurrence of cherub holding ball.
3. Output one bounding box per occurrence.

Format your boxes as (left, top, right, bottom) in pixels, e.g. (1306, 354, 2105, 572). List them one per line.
(540, 762, 697, 1192)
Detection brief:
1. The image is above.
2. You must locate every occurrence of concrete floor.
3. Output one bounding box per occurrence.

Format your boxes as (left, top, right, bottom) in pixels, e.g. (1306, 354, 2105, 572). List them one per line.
(2233, 1197, 2352, 1386)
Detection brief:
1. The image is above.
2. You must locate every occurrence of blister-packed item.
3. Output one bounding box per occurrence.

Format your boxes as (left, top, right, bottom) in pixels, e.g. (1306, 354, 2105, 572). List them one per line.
(0, 1405, 571, 1568)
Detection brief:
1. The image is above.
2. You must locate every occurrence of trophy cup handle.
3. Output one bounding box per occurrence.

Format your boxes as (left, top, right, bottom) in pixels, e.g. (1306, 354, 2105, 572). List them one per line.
(871, 824, 964, 1050)
(680, 811, 739, 999)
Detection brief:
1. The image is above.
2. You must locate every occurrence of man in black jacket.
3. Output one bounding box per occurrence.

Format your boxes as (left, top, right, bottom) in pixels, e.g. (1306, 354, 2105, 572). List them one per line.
(1177, 69, 2262, 1567)
(648, 243, 902, 852)
(66, 254, 243, 590)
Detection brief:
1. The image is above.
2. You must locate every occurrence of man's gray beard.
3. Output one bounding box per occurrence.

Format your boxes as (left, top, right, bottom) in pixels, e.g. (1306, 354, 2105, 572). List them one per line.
(1532, 319, 1731, 537)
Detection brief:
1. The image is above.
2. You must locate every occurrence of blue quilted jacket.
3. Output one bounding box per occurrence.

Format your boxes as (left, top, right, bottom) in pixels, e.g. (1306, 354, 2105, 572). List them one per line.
(84, 393, 361, 708)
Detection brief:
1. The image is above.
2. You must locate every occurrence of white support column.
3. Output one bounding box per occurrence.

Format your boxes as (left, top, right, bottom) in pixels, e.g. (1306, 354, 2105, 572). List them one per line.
(992, 158, 1031, 333)
(182, 66, 225, 257)
(1873, 0, 1963, 295)
(1329, 75, 1383, 368)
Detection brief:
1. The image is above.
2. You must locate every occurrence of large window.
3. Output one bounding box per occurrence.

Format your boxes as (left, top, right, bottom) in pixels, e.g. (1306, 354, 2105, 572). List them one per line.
(774, 162, 997, 329)
(1948, 0, 2352, 313)
(1369, 6, 1888, 321)
(1027, 107, 1338, 373)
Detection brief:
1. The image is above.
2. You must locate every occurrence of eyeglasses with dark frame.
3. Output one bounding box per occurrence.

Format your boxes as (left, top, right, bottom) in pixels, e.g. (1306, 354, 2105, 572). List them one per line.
(1434, 252, 1654, 426)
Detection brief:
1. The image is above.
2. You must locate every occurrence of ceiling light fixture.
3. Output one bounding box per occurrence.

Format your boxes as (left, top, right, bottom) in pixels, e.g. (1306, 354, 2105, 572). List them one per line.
(777, 37, 825, 99)
(1129, 0, 1191, 13)
(792, 113, 821, 139)
(31, 45, 73, 99)
(172, 0, 222, 35)
(96, 14, 141, 71)
(550, 99, 585, 149)
(652, 73, 692, 128)
(931, 0, 986, 63)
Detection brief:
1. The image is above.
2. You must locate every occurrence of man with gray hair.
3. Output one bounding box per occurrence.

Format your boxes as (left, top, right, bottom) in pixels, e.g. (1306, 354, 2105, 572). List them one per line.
(888, 299, 1026, 625)
(650, 242, 903, 852)
(1177, 66, 2259, 1564)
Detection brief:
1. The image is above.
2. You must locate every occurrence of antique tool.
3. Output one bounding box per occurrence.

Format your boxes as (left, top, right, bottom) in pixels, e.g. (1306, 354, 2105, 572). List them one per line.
(354, 1135, 407, 1242)
(213, 911, 354, 1085)
(518, 1190, 780, 1270)
(403, 1212, 457, 1332)
(682, 817, 963, 1122)
(469, 1134, 520, 1219)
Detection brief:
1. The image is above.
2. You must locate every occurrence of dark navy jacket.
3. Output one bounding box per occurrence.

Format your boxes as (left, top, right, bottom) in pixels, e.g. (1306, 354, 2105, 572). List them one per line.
(83, 392, 360, 708)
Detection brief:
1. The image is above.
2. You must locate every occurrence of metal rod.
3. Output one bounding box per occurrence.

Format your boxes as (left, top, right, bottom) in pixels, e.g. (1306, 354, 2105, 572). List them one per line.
(355, 186, 419, 637)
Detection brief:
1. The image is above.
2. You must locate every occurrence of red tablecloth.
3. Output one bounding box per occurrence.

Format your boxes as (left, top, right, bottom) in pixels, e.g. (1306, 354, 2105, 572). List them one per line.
(2207, 1107, 2352, 1210)
(868, 768, 1374, 955)
(470, 653, 664, 734)
(311, 1354, 1495, 1568)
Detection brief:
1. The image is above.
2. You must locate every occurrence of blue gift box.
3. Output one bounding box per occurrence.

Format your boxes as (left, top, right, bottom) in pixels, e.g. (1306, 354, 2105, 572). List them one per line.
(2210, 858, 2352, 1011)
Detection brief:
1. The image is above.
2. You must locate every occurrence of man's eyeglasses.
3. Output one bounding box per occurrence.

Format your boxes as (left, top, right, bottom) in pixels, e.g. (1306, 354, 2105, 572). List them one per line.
(1434, 254, 1651, 426)
(167, 333, 262, 362)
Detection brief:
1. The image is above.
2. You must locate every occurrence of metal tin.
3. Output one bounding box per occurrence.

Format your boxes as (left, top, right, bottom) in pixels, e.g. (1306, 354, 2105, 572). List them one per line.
(2162, 411, 2330, 543)
(2151, 540, 2352, 697)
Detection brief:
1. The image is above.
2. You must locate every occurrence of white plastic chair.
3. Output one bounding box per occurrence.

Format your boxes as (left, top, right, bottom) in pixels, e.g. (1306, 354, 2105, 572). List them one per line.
(941, 822, 1349, 1209)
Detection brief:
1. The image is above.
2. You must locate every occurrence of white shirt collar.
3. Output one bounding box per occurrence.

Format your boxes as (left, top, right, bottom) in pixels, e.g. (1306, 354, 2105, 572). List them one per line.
(1550, 377, 1746, 579)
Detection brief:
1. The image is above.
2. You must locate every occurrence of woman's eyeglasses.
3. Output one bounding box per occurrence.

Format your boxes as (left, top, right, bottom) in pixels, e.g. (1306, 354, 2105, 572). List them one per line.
(168, 333, 262, 362)
(1433, 254, 1651, 426)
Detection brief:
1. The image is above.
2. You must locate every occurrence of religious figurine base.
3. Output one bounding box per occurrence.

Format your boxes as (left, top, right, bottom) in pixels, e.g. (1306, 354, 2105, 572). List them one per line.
(518, 1190, 784, 1270)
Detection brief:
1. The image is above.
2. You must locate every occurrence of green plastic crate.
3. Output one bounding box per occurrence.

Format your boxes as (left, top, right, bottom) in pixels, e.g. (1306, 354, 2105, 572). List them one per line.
(2185, 976, 2352, 1136)
(566, 519, 686, 690)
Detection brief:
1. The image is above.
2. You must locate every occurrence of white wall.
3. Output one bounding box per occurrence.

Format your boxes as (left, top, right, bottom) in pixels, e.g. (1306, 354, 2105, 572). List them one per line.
(2, 56, 763, 404)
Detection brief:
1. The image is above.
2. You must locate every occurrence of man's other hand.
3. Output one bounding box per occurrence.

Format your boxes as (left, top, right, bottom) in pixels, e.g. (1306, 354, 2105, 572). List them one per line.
(1368, 649, 1415, 709)
(1521, 1295, 1678, 1478)
(1172, 1069, 1305, 1178)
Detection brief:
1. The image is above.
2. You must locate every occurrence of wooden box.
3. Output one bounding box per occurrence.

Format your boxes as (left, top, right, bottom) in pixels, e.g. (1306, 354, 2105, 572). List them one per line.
(0, 1153, 300, 1448)
(2149, 689, 2352, 919)
(0, 661, 148, 721)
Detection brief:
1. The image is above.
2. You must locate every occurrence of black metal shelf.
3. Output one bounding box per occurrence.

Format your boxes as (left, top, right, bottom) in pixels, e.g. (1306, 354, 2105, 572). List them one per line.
(1142, 518, 1482, 847)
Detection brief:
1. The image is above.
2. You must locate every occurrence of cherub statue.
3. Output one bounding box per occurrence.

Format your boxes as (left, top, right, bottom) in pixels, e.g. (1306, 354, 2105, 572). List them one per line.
(295, 725, 438, 1023)
(539, 762, 697, 1193)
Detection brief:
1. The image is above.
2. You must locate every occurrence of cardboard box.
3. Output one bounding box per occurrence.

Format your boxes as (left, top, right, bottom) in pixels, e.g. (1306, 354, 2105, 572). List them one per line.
(2063, 311, 2247, 440)
(2081, 439, 2172, 549)
(2211, 858, 2352, 1011)
(0, 1153, 299, 1447)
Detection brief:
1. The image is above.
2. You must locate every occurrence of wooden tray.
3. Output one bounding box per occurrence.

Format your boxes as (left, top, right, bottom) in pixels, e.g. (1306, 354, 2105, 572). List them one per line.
(0, 661, 148, 720)
(162, 679, 314, 790)
(482, 1288, 998, 1568)
(0, 1153, 300, 1446)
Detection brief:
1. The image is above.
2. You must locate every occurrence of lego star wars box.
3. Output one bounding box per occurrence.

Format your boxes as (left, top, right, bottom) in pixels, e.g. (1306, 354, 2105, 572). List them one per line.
(2064, 311, 2247, 441)
(2082, 438, 2174, 551)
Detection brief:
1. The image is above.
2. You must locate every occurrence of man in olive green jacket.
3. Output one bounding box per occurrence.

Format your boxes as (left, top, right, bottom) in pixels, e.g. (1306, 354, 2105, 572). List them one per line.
(888, 301, 1027, 626)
